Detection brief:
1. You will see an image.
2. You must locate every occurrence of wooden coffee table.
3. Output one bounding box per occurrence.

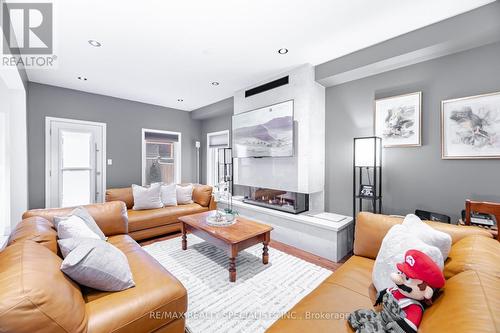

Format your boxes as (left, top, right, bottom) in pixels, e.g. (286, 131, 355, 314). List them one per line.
(179, 211, 273, 282)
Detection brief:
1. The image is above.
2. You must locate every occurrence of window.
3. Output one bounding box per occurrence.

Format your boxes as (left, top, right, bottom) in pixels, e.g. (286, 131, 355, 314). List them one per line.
(206, 130, 229, 186)
(142, 129, 181, 185)
(60, 130, 93, 207)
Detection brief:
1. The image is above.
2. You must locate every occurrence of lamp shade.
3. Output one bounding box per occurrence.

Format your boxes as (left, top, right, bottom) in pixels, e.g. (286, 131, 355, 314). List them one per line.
(354, 137, 381, 167)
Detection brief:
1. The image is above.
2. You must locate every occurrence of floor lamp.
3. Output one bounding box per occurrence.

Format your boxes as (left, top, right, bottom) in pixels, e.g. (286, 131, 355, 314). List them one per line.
(195, 141, 200, 184)
(353, 136, 382, 220)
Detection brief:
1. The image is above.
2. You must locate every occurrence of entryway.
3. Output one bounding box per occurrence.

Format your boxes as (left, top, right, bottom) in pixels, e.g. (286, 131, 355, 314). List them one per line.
(45, 117, 106, 208)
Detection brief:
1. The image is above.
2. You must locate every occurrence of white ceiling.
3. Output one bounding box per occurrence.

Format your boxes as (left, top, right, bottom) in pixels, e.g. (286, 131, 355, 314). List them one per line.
(26, 0, 494, 111)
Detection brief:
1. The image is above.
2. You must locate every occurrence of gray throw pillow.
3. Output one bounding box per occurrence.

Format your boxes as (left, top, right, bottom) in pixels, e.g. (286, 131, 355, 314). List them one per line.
(176, 184, 194, 204)
(54, 206, 107, 240)
(160, 183, 178, 206)
(58, 238, 135, 291)
(132, 183, 163, 210)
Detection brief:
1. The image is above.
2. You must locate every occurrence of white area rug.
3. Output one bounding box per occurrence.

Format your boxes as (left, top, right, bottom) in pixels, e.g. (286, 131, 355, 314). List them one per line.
(143, 235, 332, 333)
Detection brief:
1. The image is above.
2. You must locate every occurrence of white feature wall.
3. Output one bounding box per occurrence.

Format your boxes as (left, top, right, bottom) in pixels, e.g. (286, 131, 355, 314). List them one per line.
(0, 86, 10, 235)
(233, 64, 325, 207)
(8, 89, 27, 231)
(0, 65, 28, 234)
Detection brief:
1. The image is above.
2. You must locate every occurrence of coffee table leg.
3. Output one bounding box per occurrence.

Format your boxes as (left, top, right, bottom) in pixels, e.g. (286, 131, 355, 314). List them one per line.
(263, 243, 269, 264)
(229, 245, 237, 282)
(181, 222, 187, 250)
(263, 232, 270, 264)
(229, 257, 236, 282)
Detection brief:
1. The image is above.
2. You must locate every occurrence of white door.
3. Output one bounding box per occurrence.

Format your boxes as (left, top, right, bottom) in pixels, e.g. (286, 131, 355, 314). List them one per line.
(46, 117, 106, 208)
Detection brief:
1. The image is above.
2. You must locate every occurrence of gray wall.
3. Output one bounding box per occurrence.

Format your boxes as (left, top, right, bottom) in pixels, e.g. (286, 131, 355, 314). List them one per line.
(27, 83, 201, 209)
(325, 41, 500, 222)
(200, 113, 232, 184)
(315, 1, 500, 87)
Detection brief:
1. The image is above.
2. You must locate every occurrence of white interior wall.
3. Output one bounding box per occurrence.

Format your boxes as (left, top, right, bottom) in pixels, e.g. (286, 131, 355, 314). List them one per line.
(0, 61, 28, 233)
(9, 89, 28, 229)
(0, 80, 11, 235)
(233, 64, 325, 210)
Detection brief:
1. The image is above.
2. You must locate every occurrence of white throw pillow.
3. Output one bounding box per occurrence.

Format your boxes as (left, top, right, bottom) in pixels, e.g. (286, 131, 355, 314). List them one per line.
(402, 214, 452, 259)
(372, 224, 444, 292)
(59, 238, 135, 291)
(57, 215, 101, 240)
(54, 206, 107, 240)
(176, 184, 193, 204)
(132, 183, 163, 210)
(160, 183, 177, 206)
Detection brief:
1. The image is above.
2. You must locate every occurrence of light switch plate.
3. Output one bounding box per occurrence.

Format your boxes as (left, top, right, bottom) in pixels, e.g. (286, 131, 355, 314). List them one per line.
(107, 159, 113, 165)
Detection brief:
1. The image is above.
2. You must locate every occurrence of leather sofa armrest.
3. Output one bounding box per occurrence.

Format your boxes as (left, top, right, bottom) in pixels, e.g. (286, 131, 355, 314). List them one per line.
(23, 201, 128, 237)
(354, 212, 492, 260)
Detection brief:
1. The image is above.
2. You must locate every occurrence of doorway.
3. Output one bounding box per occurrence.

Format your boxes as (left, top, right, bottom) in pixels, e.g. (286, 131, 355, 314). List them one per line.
(45, 117, 106, 208)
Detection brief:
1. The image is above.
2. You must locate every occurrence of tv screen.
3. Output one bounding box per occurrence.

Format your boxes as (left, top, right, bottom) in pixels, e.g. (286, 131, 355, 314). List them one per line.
(232, 100, 294, 158)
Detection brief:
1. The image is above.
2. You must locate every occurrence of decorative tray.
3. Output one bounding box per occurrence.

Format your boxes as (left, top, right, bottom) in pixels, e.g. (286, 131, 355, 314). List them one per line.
(206, 214, 236, 227)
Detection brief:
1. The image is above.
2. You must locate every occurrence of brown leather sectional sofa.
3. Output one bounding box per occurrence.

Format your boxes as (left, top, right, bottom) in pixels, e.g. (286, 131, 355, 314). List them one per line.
(2, 201, 497, 333)
(267, 212, 499, 333)
(105, 184, 216, 241)
(0, 201, 187, 333)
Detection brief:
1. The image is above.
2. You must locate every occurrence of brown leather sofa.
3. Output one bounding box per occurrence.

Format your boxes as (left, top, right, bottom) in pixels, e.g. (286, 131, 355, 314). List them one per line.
(267, 212, 500, 333)
(106, 184, 216, 241)
(0, 201, 187, 333)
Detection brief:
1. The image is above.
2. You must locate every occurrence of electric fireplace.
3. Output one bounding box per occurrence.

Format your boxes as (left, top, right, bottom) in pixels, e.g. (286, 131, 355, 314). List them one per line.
(239, 186, 309, 214)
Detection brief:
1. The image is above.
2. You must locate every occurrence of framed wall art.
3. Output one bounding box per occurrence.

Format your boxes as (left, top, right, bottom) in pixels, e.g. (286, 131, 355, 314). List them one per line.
(374, 92, 422, 147)
(442, 91, 500, 159)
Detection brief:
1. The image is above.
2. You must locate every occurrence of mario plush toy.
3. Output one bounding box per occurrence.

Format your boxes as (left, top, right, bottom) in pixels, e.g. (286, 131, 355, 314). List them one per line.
(348, 249, 445, 333)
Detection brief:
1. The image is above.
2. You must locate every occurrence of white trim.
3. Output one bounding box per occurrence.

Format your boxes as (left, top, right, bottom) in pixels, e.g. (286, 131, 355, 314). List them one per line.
(206, 130, 229, 186)
(45, 117, 107, 208)
(0, 111, 10, 236)
(223, 198, 353, 232)
(141, 128, 182, 185)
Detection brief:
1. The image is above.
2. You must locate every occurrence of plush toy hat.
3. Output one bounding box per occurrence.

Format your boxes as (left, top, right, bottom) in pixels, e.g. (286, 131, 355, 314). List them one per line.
(396, 249, 445, 289)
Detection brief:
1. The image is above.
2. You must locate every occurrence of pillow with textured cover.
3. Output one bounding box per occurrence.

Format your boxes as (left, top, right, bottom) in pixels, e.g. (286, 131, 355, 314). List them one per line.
(372, 224, 444, 292)
(176, 184, 194, 204)
(56, 214, 101, 240)
(58, 238, 135, 291)
(54, 206, 106, 240)
(132, 183, 163, 210)
(402, 214, 451, 259)
(160, 183, 178, 206)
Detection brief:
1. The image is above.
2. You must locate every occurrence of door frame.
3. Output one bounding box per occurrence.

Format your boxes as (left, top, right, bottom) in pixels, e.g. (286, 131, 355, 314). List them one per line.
(141, 128, 182, 186)
(45, 117, 107, 208)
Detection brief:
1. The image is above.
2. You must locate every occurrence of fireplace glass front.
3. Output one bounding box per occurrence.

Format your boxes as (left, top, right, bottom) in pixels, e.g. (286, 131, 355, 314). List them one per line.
(239, 186, 309, 214)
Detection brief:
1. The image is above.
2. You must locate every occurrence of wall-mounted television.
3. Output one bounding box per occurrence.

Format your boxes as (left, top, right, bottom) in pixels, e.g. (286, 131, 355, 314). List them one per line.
(232, 100, 294, 158)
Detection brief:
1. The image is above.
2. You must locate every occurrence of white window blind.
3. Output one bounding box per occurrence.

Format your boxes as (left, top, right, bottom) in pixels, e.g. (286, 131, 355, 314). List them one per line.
(208, 132, 229, 148)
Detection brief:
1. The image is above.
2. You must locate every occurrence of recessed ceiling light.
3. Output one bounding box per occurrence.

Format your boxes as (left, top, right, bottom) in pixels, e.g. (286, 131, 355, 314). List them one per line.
(177, 99, 184, 102)
(77, 76, 88, 81)
(88, 40, 102, 47)
(211, 81, 220, 86)
(278, 48, 288, 54)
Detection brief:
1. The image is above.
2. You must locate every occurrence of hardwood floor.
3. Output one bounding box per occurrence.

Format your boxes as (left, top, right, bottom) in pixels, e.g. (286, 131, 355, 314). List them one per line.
(139, 231, 350, 272)
(269, 239, 350, 271)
